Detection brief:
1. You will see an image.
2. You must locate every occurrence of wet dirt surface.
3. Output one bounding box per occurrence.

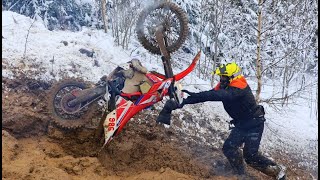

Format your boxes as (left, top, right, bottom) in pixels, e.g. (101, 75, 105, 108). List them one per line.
(2, 77, 316, 180)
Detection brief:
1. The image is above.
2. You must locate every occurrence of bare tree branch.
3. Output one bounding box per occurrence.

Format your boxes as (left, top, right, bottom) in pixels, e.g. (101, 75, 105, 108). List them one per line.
(261, 82, 317, 105)
(23, 19, 36, 59)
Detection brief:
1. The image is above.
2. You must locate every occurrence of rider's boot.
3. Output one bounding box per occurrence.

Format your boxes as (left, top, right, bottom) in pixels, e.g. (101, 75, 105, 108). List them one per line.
(230, 159, 247, 175)
(264, 164, 287, 180)
(232, 164, 257, 180)
(253, 164, 286, 180)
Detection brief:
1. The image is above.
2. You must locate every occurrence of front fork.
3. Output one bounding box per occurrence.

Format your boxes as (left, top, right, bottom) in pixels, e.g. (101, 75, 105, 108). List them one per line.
(155, 25, 182, 105)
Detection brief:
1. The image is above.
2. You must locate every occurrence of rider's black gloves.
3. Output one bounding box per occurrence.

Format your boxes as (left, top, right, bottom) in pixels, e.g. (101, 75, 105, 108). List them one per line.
(157, 99, 179, 125)
(157, 89, 198, 125)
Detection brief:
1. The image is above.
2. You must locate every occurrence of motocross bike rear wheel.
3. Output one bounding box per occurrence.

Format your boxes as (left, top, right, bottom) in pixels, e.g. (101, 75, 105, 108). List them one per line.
(136, 1, 189, 55)
(47, 79, 99, 129)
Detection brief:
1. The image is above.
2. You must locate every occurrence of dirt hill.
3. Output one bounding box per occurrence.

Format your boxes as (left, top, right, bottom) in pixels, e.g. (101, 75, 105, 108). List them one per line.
(2, 77, 315, 180)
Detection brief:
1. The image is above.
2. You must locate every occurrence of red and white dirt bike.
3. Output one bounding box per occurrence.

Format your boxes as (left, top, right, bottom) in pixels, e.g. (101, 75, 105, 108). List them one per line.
(48, 2, 201, 148)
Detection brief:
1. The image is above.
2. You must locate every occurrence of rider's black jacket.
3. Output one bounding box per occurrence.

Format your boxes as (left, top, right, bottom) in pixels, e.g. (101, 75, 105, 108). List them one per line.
(183, 76, 265, 129)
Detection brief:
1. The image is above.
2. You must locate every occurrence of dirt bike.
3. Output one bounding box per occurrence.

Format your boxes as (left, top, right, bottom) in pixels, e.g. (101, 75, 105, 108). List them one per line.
(48, 1, 200, 147)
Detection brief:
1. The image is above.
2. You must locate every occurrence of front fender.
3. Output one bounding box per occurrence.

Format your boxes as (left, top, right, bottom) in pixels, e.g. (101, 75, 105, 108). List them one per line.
(173, 51, 201, 81)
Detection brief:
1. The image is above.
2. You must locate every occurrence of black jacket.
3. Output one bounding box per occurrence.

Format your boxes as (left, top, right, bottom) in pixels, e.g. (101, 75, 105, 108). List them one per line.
(183, 77, 264, 129)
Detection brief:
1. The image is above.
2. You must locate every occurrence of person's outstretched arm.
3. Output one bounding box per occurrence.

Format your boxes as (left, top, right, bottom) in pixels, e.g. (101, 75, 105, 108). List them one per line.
(182, 88, 236, 106)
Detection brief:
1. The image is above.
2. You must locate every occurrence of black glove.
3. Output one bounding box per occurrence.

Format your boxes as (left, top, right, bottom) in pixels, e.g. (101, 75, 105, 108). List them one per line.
(156, 99, 177, 125)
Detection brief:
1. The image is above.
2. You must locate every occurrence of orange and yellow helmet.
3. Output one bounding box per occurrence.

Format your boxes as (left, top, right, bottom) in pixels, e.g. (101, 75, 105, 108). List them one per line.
(213, 62, 241, 78)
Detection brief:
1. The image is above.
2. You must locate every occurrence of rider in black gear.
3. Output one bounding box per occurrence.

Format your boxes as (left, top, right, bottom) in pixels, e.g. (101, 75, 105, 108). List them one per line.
(158, 63, 286, 180)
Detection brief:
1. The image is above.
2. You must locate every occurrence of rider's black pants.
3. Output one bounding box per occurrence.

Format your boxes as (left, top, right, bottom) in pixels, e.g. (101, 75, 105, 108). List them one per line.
(222, 123, 277, 174)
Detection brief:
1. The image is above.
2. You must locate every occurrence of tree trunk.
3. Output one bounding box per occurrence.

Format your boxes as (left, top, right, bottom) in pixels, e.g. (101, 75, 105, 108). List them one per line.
(101, 0, 108, 33)
(281, 59, 288, 106)
(210, 0, 225, 88)
(317, 86, 318, 120)
(255, 0, 263, 104)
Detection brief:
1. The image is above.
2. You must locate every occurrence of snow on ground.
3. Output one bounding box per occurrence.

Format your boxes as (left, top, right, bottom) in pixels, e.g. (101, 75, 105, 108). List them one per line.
(2, 11, 318, 170)
(2, 11, 131, 82)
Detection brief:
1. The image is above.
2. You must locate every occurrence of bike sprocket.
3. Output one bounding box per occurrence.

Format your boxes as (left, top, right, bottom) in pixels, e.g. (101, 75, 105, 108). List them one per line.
(136, 1, 189, 55)
(47, 78, 98, 129)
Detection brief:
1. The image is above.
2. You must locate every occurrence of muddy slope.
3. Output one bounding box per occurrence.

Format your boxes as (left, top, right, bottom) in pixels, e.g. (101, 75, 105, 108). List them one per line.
(2, 77, 315, 180)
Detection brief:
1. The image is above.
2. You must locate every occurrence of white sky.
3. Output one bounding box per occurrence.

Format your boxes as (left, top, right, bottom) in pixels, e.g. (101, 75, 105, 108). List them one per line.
(2, 11, 318, 170)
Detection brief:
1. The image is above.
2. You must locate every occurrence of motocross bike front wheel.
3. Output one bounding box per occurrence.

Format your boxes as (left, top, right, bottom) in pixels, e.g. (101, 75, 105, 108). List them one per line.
(136, 1, 189, 55)
(47, 79, 99, 129)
